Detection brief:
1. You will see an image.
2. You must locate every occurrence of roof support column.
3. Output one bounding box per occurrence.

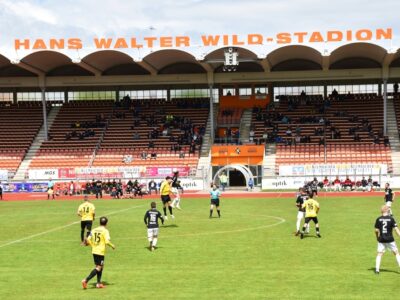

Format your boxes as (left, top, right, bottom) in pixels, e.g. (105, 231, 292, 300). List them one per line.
(383, 79, 388, 136)
(207, 71, 215, 143)
(39, 76, 48, 141)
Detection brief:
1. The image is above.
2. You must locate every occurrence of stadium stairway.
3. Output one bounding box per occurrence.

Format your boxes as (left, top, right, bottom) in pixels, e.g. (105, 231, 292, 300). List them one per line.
(13, 106, 61, 181)
(239, 108, 253, 143)
(263, 144, 276, 176)
(200, 103, 218, 157)
(388, 98, 400, 174)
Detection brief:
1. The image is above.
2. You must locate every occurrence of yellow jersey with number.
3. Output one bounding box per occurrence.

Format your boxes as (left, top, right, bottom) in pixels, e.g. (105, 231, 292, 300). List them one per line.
(302, 199, 320, 218)
(160, 180, 171, 196)
(87, 226, 114, 256)
(78, 202, 95, 221)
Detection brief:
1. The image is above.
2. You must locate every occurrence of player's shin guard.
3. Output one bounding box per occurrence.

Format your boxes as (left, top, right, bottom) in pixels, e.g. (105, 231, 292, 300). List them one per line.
(163, 207, 167, 216)
(175, 197, 181, 208)
(152, 238, 158, 247)
(376, 255, 382, 272)
(210, 209, 213, 217)
(81, 230, 85, 242)
(296, 218, 302, 232)
(217, 209, 220, 217)
(168, 206, 173, 215)
(96, 270, 103, 284)
(86, 269, 97, 282)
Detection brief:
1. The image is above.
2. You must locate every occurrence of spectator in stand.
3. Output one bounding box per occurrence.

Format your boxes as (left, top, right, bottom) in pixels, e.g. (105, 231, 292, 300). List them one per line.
(133, 132, 140, 140)
(334, 129, 341, 139)
(141, 150, 148, 160)
(373, 135, 380, 144)
(148, 140, 154, 148)
(226, 127, 232, 143)
(285, 127, 292, 137)
(150, 151, 157, 160)
(394, 83, 399, 94)
(331, 89, 339, 99)
(354, 134, 361, 142)
(384, 136, 390, 147)
(319, 138, 325, 146)
(249, 128, 255, 142)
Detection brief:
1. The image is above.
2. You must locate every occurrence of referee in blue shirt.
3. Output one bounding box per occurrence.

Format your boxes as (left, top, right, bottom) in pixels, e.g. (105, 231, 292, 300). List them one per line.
(210, 184, 222, 218)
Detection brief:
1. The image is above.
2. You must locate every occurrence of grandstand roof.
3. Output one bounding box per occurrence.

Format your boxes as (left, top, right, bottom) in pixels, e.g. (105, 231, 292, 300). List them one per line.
(0, 42, 399, 88)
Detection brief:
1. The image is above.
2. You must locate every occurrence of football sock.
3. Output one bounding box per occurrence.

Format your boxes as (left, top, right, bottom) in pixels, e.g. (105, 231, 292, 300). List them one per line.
(168, 206, 173, 215)
(376, 255, 382, 271)
(217, 209, 221, 217)
(86, 231, 91, 238)
(301, 225, 306, 233)
(316, 228, 320, 234)
(296, 218, 301, 231)
(210, 210, 213, 217)
(396, 254, 400, 266)
(80, 230, 84, 242)
(163, 207, 167, 216)
(86, 269, 97, 282)
(153, 238, 158, 247)
(96, 270, 103, 284)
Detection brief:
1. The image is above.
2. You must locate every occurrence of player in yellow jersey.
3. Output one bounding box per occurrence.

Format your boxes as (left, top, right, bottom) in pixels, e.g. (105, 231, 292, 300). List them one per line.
(82, 217, 115, 289)
(300, 194, 321, 239)
(160, 176, 174, 220)
(77, 196, 96, 245)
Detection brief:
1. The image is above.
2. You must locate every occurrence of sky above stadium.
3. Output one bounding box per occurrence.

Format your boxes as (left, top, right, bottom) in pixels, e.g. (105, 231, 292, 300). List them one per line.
(0, 0, 399, 59)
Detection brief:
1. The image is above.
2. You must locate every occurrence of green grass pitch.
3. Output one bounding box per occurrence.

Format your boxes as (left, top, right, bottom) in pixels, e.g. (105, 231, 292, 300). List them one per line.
(0, 195, 397, 299)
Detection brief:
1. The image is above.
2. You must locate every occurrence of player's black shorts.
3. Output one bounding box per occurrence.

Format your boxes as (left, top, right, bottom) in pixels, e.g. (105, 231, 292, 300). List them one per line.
(93, 254, 104, 266)
(304, 217, 319, 224)
(161, 195, 171, 204)
(211, 198, 220, 206)
(312, 189, 318, 196)
(81, 220, 93, 231)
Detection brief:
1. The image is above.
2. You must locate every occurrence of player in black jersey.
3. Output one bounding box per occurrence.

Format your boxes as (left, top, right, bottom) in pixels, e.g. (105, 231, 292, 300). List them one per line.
(384, 183, 395, 216)
(295, 188, 309, 236)
(171, 169, 182, 210)
(374, 205, 400, 274)
(310, 178, 318, 197)
(144, 202, 164, 251)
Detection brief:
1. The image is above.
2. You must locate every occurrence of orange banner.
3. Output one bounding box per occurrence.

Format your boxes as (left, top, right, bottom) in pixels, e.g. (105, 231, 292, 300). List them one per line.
(211, 145, 264, 165)
(219, 95, 270, 109)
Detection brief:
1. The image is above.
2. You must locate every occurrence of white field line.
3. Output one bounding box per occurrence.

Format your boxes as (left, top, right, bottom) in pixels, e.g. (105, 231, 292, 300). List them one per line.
(0, 204, 146, 249)
(0, 215, 286, 244)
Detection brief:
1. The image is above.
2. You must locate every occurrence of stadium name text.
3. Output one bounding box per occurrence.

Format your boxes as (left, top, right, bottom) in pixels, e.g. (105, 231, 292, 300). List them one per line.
(14, 28, 392, 50)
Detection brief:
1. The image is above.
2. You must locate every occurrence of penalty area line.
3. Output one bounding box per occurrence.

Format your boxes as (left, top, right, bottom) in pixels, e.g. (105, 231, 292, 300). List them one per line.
(0, 204, 146, 249)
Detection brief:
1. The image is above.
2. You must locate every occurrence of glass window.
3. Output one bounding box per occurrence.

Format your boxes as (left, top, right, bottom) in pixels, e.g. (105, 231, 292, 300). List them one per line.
(0, 93, 13, 101)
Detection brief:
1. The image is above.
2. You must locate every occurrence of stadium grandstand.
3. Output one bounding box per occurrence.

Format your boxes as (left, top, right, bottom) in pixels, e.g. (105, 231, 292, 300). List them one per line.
(0, 43, 399, 190)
